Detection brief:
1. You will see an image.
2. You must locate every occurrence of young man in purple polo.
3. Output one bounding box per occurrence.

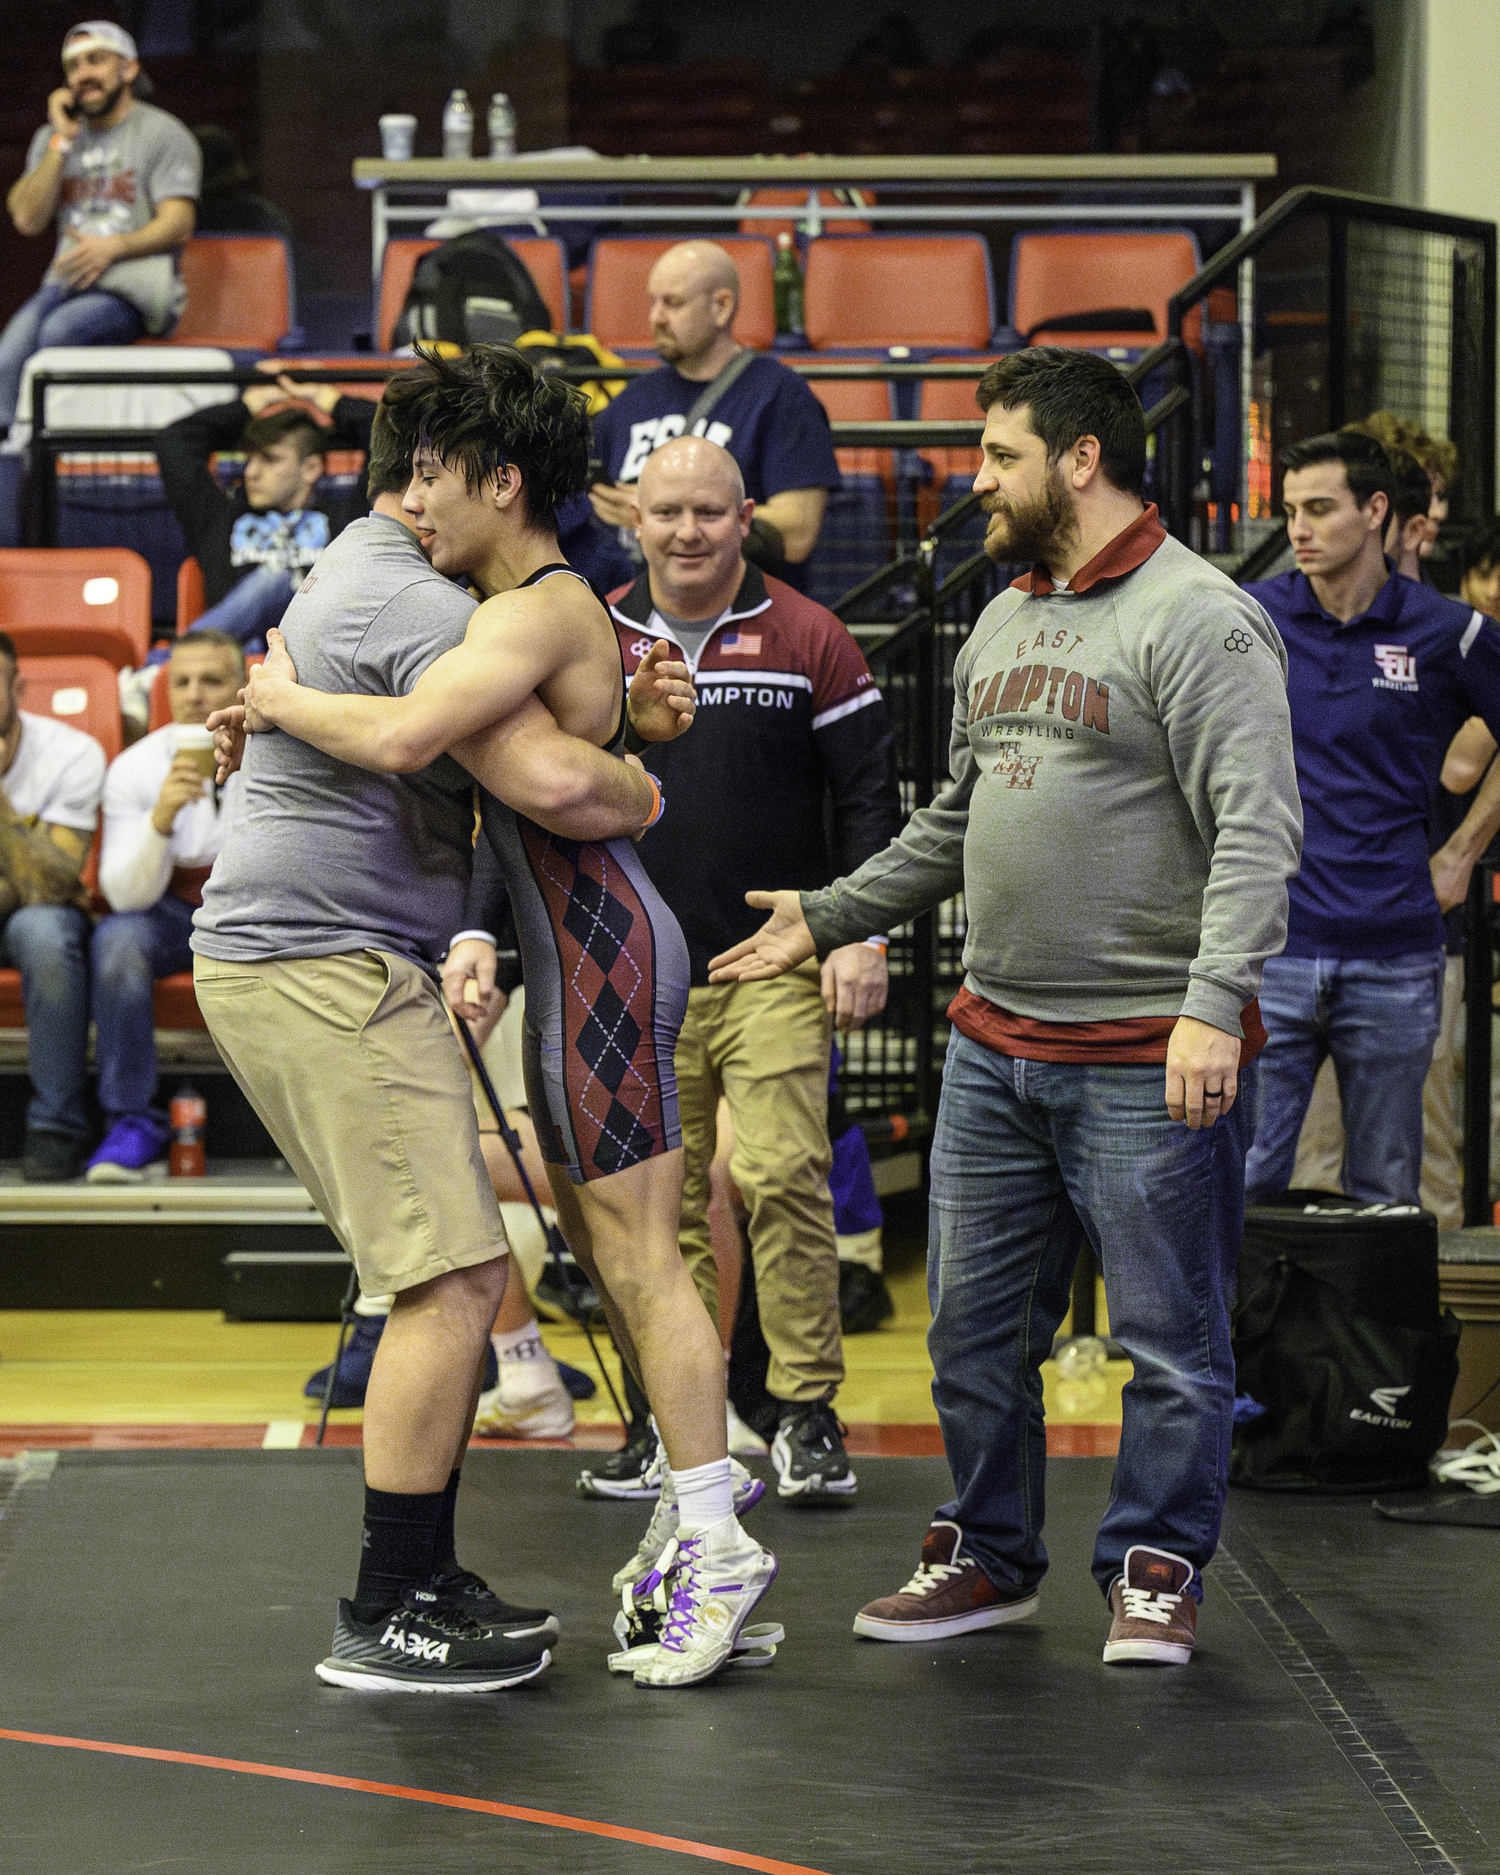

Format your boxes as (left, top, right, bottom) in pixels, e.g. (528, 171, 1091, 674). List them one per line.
(1243, 430, 1500, 1207)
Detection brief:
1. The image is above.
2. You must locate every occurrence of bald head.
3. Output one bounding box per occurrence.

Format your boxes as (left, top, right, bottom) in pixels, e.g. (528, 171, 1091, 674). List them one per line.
(638, 435, 745, 507)
(647, 241, 742, 376)
(633, 435, 753, 619)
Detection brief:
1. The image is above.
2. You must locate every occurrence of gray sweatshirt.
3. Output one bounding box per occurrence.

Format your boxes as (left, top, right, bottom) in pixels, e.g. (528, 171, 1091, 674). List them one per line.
(802, 527, 1303, 1040)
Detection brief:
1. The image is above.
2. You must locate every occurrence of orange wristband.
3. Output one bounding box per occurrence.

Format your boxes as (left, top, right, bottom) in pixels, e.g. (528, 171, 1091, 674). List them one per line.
(642, 772, 664, 829)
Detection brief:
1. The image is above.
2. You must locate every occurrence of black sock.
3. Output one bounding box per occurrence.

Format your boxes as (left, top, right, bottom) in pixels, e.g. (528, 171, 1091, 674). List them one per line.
(621, 1361, 651, 1427)
(433, 1468, 461, 1576)
(351, 1486, 443, 1623)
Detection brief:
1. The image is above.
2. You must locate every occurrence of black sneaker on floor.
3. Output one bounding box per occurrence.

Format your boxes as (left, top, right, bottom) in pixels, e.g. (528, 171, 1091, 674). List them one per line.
(315, 1584, 551, 1693)
(576, 1418, 663, 1500)
(533, 1252, 604, 1324)
(21, 1128, 87, 1183)
(771, 1401, 858, 1504)
(429, 1566, 560, 1640)
(839, 1262, 896, 1334)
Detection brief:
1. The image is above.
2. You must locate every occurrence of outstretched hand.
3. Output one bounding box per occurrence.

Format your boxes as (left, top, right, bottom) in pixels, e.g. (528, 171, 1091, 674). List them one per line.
(708, 890, 815, 983)
(242, 627, 299, 732)
(628, 639, 696, 743)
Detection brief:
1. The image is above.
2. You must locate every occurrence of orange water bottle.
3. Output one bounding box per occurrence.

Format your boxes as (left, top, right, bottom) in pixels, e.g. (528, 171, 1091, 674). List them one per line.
(168, 1083, 207, 1176)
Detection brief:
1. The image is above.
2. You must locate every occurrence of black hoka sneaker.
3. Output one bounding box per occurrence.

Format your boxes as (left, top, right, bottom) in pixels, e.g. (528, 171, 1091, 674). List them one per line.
(771, 1401, 858, 1503)
(428, 1566, 560, 1640)
(315, 1584, 551, 1693)
(576, 1418, 664, 1500)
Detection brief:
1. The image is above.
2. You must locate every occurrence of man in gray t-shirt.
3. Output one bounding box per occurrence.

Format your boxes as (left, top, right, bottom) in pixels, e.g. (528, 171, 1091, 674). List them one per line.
(1, 20, 199, 427)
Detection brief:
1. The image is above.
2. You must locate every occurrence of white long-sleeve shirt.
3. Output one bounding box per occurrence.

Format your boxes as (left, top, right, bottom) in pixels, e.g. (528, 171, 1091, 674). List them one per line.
(99, 725, 241, 913)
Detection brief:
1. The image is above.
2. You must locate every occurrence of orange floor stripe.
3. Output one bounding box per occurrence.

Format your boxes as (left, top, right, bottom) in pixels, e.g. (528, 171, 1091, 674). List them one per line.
(0, 1728, 833, 1874)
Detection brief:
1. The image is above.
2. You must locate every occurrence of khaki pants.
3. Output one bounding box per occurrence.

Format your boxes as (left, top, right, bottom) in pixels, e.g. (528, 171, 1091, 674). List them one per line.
(194, 949, 509, 1297)
(675, 964, 843, 1403)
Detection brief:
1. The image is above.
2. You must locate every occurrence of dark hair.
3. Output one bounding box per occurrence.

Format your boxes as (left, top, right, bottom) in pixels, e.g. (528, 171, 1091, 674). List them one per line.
(174, 626, 245, 670)
(1280, 431, 1394, 512)
(240, 407, 325, 460)
(1382, 446, 1436, 533)
(0, 631, 16, 668)
(973, 347, 1147, 499)
(1354, 408, 1458, 492)
(403, 343, 590, 531)
(367, 368, 426, 500)
(1463, 518, 1500, 579)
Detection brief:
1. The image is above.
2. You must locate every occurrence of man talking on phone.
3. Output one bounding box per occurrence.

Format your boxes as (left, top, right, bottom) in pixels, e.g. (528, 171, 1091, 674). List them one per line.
(1, 20, 199, 433)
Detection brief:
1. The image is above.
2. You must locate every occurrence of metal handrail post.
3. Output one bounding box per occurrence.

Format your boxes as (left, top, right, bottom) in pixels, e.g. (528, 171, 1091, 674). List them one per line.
(1463, 865, 1492, 1227)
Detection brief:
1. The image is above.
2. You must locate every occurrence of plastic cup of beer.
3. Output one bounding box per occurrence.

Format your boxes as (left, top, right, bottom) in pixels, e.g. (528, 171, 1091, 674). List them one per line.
(175, 723, 217, 780)
(379, 114, 417, 161)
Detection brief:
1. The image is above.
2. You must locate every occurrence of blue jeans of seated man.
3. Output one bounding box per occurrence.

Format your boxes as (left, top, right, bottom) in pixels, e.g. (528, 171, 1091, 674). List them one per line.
(187, 562, 298, 648)
(91, 896, 197, 1119)
(926, 1029, 1257, 1604)
(0, 283, 145, 428)
(1244, 949, 1445, 1208)
(0, 902, 92, 1138)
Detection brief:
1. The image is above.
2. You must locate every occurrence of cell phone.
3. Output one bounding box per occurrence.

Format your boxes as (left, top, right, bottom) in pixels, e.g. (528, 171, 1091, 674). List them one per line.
(58, 94, 80, 124)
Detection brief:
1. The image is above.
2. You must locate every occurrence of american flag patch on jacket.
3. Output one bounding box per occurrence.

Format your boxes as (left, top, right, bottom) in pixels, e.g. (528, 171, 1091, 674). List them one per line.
(720, 633, 761, 654)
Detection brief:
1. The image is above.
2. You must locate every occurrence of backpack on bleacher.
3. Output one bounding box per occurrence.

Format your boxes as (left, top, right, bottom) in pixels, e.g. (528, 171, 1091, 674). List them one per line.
(394, 231, 552, 349)
(512, 330, 626, 416)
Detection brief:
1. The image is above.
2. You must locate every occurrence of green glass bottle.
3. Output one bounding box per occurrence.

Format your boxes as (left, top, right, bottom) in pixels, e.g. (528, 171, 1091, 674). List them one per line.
(773, 232, 804, 338)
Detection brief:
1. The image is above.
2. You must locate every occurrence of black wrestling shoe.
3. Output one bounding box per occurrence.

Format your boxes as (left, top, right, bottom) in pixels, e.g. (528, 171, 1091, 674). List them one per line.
(315, 1584, 551, 1693)
(771, 1401, 858, 1504)
(576, 1418, 664, 1500)
(429, 1566, 560, 1640)
(839, 1262, 896, 1334)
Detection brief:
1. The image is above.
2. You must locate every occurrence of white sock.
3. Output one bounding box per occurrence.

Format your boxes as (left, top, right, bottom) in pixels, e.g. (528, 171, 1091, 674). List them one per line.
(670, 1457, 733, 1534)
(492, 1321, 545, 1362)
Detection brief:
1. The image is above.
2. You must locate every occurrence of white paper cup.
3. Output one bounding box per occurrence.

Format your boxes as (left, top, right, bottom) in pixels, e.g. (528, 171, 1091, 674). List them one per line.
(175, 723, 216, 780)
(379, 114, 417, 161)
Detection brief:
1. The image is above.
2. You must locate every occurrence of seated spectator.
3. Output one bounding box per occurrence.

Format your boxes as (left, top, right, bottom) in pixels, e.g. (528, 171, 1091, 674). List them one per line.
(1, 21, 199, 433)
(155, 372, 375, 648)
(86, 631, 243, 1181)
(0, 631, 107, 1181)
(584, 239, 839, 588)
(190, 125, 292, 239)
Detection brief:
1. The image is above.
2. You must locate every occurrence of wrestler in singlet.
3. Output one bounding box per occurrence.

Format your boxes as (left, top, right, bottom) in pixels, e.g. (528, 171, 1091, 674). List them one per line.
(476, 564, 690, 1184)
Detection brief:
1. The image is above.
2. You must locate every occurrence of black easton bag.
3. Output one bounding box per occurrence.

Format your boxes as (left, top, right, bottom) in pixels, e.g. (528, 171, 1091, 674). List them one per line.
(394, 230, 552, 349)
(1230, 1197, 1461, 1493)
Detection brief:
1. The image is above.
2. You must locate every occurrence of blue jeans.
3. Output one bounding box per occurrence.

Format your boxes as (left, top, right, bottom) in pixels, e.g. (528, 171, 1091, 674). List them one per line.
(926, 1030, 1257, 1601)
(188, 562, 298, 648)
(1244, 949, 1445, 1206)
(91, 896, 197, 1120)
(0, 282, 145, 428)
(0, 902, 92, 1138)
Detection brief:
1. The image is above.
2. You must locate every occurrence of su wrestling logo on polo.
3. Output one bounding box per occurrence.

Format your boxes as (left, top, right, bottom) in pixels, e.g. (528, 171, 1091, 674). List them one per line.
(1372, 643, 1419, 691)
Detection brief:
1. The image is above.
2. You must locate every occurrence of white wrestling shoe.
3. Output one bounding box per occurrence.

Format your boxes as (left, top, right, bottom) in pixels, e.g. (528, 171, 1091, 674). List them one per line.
(630, 1518, 778, 1689)
(472, 1340, 575, 1439)
(610, 1457, 765, 1596)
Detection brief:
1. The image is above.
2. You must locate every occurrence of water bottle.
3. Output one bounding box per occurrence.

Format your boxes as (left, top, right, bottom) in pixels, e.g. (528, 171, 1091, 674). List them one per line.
(168, 1083, 207, 1177)
(773, 231, 804, 337)
(487, 91, 516, 158)
(442, 88, 474, 160)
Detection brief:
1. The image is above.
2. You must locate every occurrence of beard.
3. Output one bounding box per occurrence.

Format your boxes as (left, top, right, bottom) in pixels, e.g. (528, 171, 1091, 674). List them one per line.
(981, 464, 1076, 568)
(76, 80, 126, 118)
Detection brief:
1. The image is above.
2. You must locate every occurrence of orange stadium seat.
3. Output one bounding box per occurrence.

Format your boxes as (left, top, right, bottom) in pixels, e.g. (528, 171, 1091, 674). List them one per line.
(802, 236, 995, 352)
(737, 188, 874, 242)
(17, 653, 123, 761)
(801, 375, 896, 608)
(376, 235, 570, 351)
(585, 237, 777, 353)
(0, 548, 153, 668)
(164, 237, 295, 352)
(176, 556, 205, 634)
(915, 365, 995, 533)
(1008, 231, 1201, 351)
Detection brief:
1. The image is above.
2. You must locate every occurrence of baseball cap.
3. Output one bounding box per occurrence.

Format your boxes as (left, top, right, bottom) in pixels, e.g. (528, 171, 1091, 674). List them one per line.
(62, 20, 138, 62)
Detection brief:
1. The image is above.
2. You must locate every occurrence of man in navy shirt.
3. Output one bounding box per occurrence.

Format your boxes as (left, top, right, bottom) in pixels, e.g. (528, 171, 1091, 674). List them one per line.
(585, 240, 839, 588)
(1245, 430, 1500, 1205)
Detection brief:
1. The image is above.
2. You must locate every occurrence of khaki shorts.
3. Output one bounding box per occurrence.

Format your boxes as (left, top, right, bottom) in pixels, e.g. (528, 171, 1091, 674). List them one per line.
(194, 949, 510, 1298)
